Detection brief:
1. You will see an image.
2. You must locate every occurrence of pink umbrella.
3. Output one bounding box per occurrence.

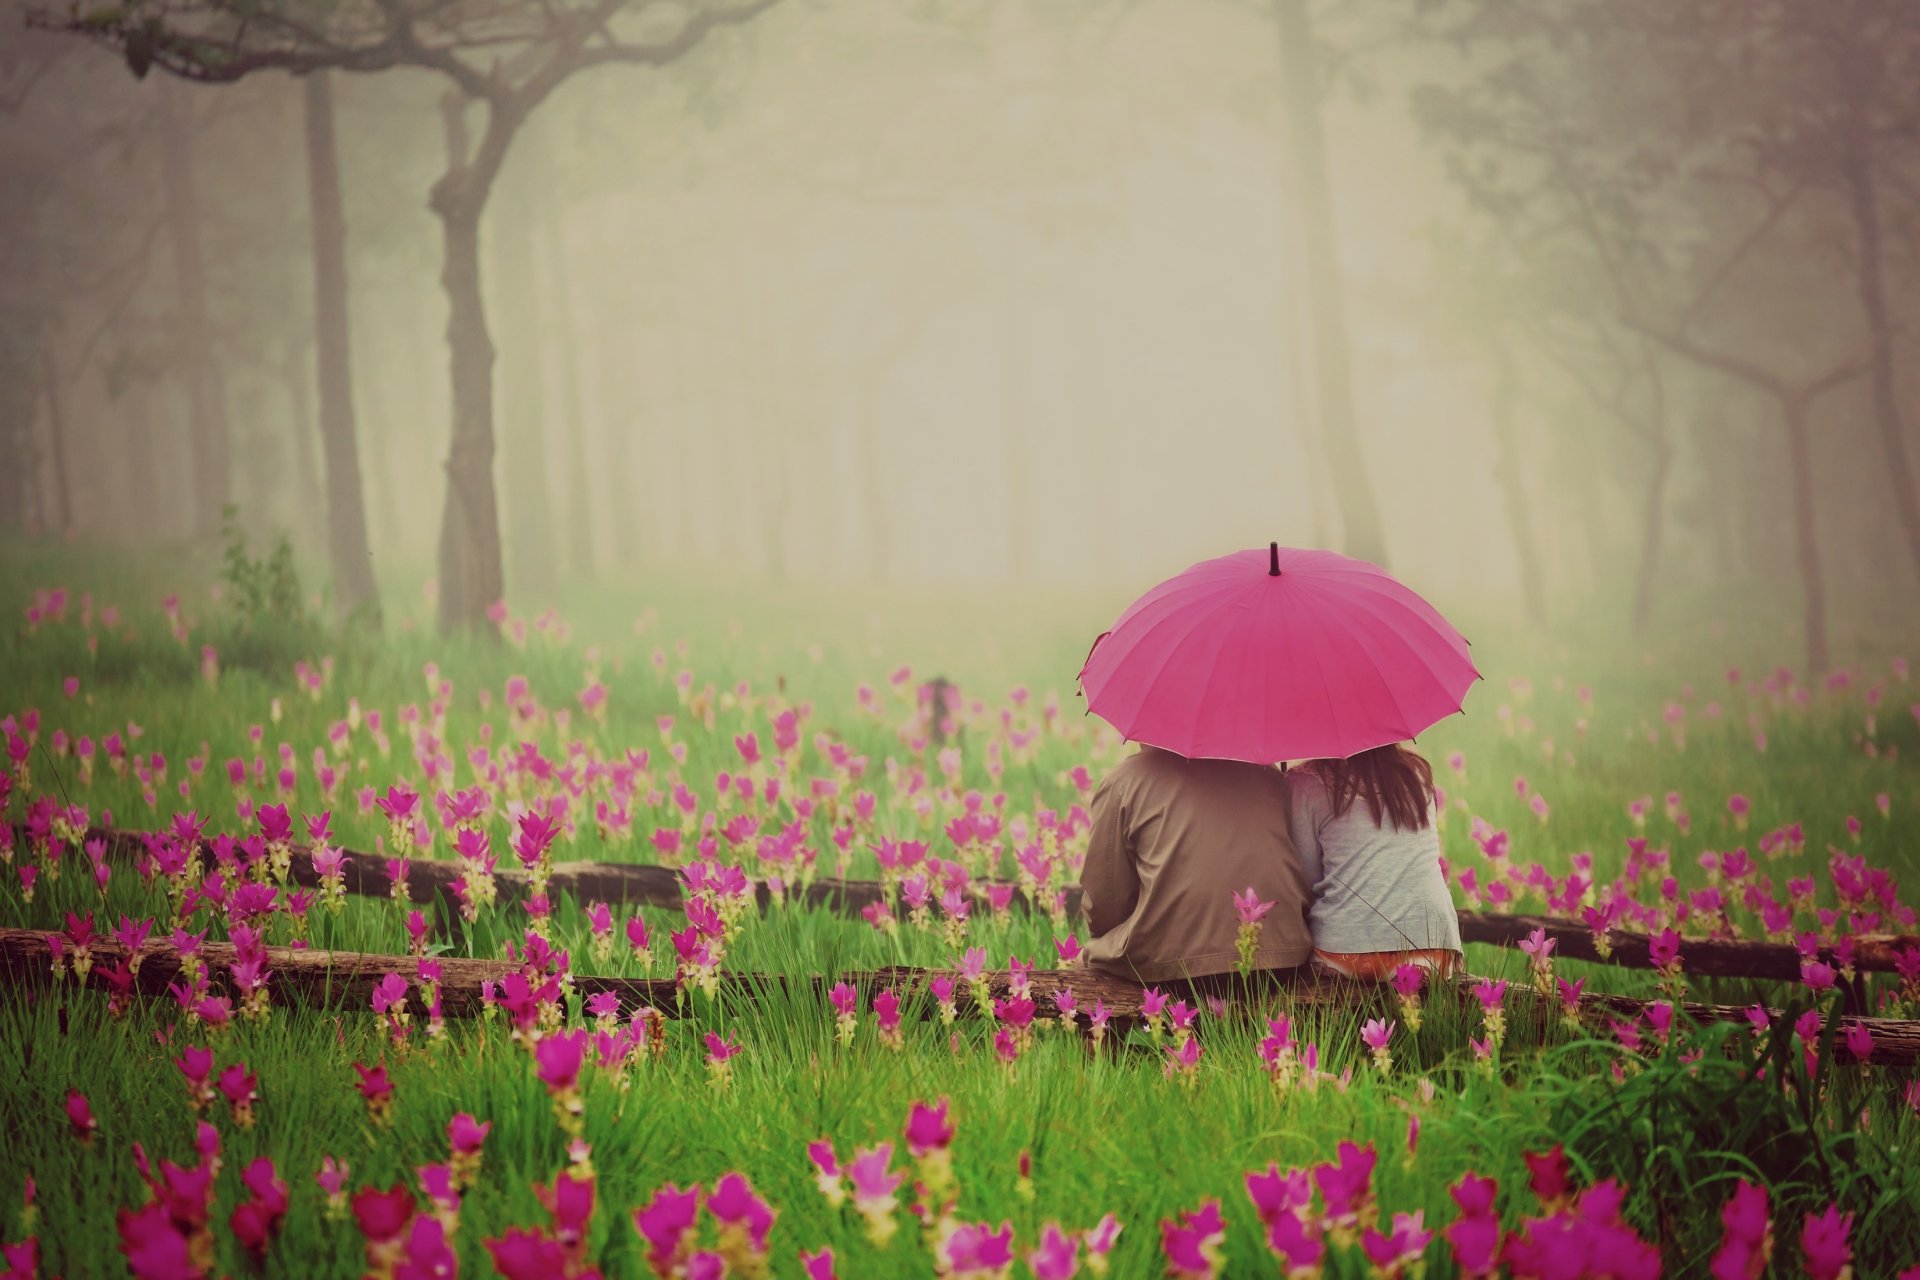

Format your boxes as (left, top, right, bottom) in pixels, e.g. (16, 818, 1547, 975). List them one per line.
(1078, 543, 1479, 762)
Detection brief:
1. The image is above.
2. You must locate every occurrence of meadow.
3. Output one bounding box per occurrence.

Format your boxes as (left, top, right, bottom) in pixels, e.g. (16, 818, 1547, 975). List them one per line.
(2, 539, 1918, 1278)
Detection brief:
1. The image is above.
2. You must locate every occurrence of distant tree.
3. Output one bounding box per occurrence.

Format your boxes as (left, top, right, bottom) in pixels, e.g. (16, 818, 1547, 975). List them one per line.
(302, 70, 382, 623)
(1272, 0, 1392, 568)
(39, 0, 783, 633)
(1408, 0, 1890, 670)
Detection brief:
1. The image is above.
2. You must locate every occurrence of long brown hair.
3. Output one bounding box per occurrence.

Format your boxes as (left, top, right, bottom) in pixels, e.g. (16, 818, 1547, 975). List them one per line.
(1313, 744, 1434, 832)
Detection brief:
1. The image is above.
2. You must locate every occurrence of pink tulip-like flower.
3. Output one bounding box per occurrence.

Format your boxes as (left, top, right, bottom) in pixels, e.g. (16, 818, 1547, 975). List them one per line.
(1800, 1204, 1852, 1280)
(1084, 1212, 1123, 1268)
(1164, 1036, 1202, 1080)
(1315, 1141, 1377, 1234)
(1159, 1201, 1225, 1279)
(1445, 1172, 1500, 1276)
(800, 1246, 838, 1279)
(65, 1090, 96, 1144)
(354, 1062, 394, 1125)
(706, 1031, 742, 1091)
(708, 1171, 776, 1258)
(1708, 1180, 1770, 1280)
(1055, 935, 1083, 964)
(1246, 1164, 1312, 1226)
(1027, 1222, 1079, 1280)
(1232, 887, 1275, 926)
(1362, 1210, 1431, 1275)
(1361, 1018, 1394, 1074)
(448, 1112, 490, 1154)
(633, 1183, 701, 1274)
(535, 1029, 588, 1094)
(1843, 1023, 1873, 1061)
(905, 1098, 955, 1158)
(847, 1144, 903, 1246)
(944, 1220, 1015, 1278)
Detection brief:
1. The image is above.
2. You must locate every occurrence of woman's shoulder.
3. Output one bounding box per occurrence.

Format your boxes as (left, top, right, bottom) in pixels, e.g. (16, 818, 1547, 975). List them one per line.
(1284, 762, 1329, 785)
(1282, 764, 1330, 803)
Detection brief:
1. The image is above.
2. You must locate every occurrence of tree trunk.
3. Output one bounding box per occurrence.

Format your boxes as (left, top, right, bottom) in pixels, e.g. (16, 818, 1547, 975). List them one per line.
(1629, 438, 1672, 634)
(278, 337, 325, 555)
(1782, 394, 1829, 676)
(39, 348, 73, 534)
(1485, 348, 1546, 626)
(158, 86, 232, 536)
(430, 95, 510, 635)
(1273, 0, 1390, 568)
(491, 175, 556, 593)
(302, 71, 382, 624)
(1841, 134, 1920, 585)
(539, 206, 596, 577)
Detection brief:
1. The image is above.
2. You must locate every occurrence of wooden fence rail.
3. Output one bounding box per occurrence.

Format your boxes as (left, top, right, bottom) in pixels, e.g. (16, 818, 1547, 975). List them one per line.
(3, 928, 1917, 1067)
(20, 826, 1920, 985)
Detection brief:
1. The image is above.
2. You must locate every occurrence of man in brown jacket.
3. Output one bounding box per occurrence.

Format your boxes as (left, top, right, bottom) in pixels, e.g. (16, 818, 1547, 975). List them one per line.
(1081, 744, 1314, 984)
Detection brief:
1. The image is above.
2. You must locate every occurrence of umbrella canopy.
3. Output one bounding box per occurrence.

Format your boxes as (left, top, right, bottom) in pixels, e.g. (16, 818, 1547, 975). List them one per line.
(1078, 543, 1479, 762)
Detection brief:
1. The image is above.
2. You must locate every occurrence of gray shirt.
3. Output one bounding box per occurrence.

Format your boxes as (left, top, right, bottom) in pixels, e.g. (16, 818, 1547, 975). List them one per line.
(1283, 766, 1462, 955)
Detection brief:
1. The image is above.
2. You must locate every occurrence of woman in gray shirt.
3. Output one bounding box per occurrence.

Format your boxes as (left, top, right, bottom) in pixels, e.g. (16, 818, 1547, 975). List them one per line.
(1283, 744, 1462, 980)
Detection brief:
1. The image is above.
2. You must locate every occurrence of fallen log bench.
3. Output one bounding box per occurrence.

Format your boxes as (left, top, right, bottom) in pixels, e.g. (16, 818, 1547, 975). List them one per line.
(33, 826, 1920, 985)
(48, 825, 1069, 918)
(3, 929, 1915, 1066)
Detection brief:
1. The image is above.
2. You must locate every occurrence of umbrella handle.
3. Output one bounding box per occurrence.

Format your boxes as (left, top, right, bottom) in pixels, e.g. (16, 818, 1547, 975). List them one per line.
(1269, 542, 1281, 576)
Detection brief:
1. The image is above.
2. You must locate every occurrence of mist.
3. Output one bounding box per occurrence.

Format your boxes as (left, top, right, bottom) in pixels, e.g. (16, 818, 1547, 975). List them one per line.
(5, 0, 1918, 663)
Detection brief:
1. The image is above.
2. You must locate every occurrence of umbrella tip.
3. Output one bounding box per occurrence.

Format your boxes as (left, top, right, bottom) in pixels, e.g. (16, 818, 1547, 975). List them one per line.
(1268, 542, 1281, 576)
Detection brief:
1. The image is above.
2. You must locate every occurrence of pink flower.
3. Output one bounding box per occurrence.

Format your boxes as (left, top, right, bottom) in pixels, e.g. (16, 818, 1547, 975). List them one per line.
(1314, 1141, 1376, 1229)
(1245, 1164, 1312, 1226)
(905, 1098, 955, 1157)
(65, 1090, 96, 1143)
(448, 1113, 491, 1155)
(1390, 964, 1425, 998)
(1159, 1201, 1225, 1278)
(352, 1184, 417, 1244)
(1800, 1204, 1853, 1280)
(1361, 1019, 1394, 1053)
(1027, 1222, 1079, 1280)
(1710, 1180, 1769, 1280)
(1362, 1210, 1431, 1273)
(1843, 1023, 1874, 1061)
(704, 1032, 741, 1065)
(1444, 1173, 1500, 1277)
(1519, 927, 1556, 966)
(847, 1143, 903, 1217)
(1524, 1145, 1570, 1208)
(944, 1220, 1015, 1276)
(633, 1184, 702, 1272)
(800, 1246, 838, 1280)
(828, 982, 857, 1019)
(1232, 886, 1275, 925)
(707, 1171, 776, 1254)
(1473, 979, 1508, 1012)
(1648, 928, 1682, 970)
(535, 1030, 588, 1093)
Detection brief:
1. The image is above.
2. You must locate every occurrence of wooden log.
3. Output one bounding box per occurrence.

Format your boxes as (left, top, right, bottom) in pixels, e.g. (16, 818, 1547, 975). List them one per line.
(44, 824, 1077, 917)
(4, 929, 1915, 1065)
(33, 826, 1920, 982)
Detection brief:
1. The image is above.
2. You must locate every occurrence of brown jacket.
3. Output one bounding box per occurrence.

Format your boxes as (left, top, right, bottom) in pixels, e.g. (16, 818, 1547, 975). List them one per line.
(1082, 746, 1313, 983)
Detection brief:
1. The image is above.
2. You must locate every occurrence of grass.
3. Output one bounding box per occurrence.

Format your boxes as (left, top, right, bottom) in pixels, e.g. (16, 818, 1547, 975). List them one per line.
(2, 539, 1919, 1276)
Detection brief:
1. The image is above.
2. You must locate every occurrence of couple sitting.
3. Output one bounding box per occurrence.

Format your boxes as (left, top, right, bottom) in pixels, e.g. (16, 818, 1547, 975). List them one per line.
(1081, 741, 1459, 989)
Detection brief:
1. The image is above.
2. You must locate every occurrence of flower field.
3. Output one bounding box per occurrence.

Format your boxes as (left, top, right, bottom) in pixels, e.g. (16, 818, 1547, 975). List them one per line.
(2, 561, 1919, 1279)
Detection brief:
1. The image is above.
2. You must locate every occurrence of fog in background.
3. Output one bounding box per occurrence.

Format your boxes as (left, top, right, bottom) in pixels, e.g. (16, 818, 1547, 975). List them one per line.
(5, 0, 1919, 663)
